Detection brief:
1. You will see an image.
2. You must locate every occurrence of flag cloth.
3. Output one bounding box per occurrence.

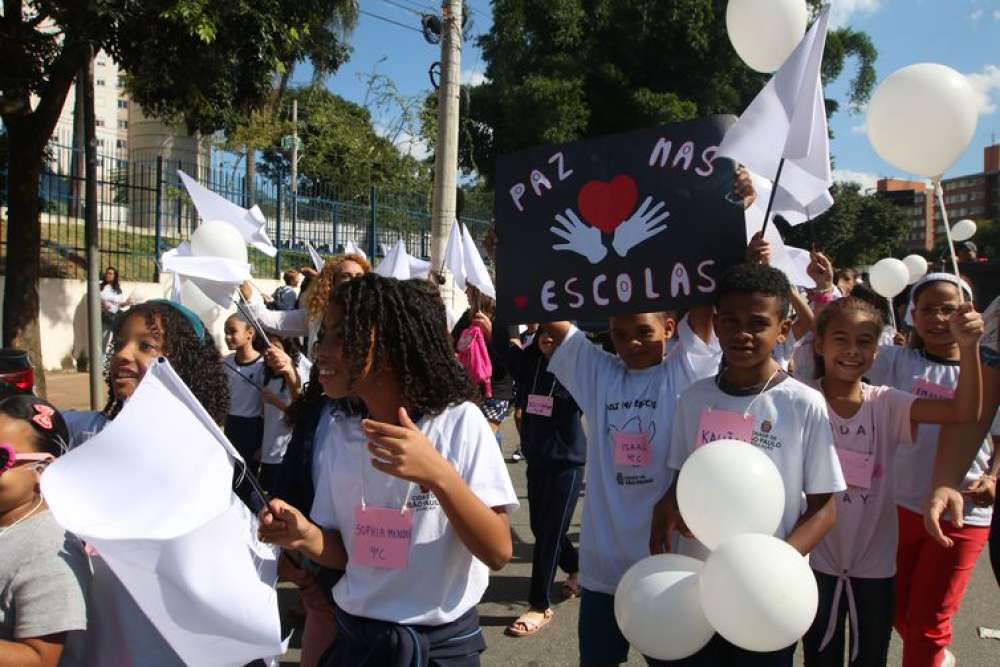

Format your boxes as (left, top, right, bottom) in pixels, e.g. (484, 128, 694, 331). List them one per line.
(744, 205, 816, 289)
(444, 221, 467, 292)
(305, 240, 325, 272)
(344, 240, 367, 261)
(178, 170, 277, 256)
(373, 240, 431, 280)
(41, 359, 284, 666)
(160, 241, 250, 308)
(461, 226, 496, 299)
(718, 6, 833, 223)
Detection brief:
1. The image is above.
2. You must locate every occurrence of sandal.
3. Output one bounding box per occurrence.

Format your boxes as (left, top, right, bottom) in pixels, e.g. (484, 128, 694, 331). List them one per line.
(506, 608, 554, 637)
(561, 575, 582, 599)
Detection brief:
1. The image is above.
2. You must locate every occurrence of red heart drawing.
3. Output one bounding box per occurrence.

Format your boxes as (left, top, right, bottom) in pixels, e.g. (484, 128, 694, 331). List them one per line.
(513, 295, 529, 309)
(577, 175, 638, 233)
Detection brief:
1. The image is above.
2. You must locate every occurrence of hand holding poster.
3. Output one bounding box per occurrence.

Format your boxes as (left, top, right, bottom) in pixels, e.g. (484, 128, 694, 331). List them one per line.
(494, 116, 747, 323)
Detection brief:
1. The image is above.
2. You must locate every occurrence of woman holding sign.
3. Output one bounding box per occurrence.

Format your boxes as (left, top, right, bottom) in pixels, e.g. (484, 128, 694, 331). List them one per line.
(259, 274, 518, 666)
(504, 328, 586, 637)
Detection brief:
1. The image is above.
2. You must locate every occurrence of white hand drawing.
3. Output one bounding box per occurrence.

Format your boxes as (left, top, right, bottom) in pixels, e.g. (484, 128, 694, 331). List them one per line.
(550, 209, 608, 264)
(612, 196, 670, 258)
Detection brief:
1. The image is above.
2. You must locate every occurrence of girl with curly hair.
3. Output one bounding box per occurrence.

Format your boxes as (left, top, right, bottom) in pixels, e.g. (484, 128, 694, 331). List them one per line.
(240, 253, 370, 344)
(61, 299, 229, 665)
(260, 274, 518, 666)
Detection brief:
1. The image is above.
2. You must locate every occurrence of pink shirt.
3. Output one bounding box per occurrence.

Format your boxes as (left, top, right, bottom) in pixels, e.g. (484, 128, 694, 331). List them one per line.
(811, 383, 916, 578)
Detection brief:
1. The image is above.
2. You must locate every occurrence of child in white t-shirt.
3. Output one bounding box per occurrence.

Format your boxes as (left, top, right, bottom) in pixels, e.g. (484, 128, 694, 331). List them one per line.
(543, 304, 720, 667)
(801, 296, 982, 666)
(259, 275, 517, 666)
(222, 314, 265, 505)
(258, 337, 311, 495)
(656, 263, 846, 667)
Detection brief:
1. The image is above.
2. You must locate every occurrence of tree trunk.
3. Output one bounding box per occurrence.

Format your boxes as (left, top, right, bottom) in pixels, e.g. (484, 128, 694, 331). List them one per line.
(245, 143, 256, 207)
(3, 122, 47, 398)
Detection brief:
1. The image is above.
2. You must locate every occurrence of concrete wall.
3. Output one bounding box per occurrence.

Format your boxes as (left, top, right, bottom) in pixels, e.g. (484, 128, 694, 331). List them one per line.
(0, 276, 282, 372)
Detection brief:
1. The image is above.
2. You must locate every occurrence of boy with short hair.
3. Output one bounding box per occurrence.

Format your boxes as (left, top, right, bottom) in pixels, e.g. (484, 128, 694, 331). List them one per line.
(545, 307, 720, 667)
(652, 263, 845, 666)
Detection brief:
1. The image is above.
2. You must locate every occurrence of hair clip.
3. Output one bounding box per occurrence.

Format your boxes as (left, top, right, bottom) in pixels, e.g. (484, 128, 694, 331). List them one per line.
(32, 403, 55, 430)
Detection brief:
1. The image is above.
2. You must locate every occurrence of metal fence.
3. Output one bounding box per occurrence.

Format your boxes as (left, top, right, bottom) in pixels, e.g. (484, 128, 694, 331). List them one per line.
(0, 143, 494, 282)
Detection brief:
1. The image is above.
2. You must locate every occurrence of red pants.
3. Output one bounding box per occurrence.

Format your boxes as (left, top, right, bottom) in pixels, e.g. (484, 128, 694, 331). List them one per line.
(278, 556, 337, 667)
(895, 506, 989, 667)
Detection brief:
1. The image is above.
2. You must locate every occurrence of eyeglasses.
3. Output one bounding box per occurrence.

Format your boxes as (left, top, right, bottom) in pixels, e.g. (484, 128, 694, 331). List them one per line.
(0, 443, 54, 477)
(916, 305, 959, 318)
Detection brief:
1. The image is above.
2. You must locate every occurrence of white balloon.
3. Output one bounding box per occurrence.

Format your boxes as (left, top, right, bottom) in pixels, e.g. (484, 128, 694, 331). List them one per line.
(676, 439, 785, 550)
(951, 219, 977, 242)
(614, 555, 715, 660)
(869, 258, 910, 299)
(700, 534, 818, 652)
(867, 64, 979, 178)
(726, 0, 808, 73)
(179, 278, 221, 325)
(902, 254, 929, 285)
(190, 220, 248, 264)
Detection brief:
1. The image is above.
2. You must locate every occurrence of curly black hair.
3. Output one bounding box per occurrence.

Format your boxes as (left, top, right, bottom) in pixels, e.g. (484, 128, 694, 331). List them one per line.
(0, 395, 70, 456)
(716, 262, 791, 317)
(104, 302, 230, 425)
(331, 274, 476, 416)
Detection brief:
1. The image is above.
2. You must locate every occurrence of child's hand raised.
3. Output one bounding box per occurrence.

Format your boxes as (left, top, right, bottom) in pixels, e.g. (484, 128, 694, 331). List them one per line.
(948, 303, 984, 348)
(807, 251, 834, 290)
(732, 167, 756, 210)
(746, 232, 772, 265)
(258, 498, 318, 550)
(362, 408, 451, 489)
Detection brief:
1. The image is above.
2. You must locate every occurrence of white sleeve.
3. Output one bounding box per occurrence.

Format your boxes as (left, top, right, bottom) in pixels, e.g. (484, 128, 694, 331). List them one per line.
(455, 405, 519, 512)
(309, 448, 338, 529)
(248, 302, 311, 338)
(866, 346, 897, 387)
(548, 326, 617, 414)
(802, 395, 846, 494)
(666, 389, 694, 473)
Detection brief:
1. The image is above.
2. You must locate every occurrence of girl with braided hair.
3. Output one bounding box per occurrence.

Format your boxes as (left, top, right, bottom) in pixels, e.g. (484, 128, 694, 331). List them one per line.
(260, 274, 518, 667)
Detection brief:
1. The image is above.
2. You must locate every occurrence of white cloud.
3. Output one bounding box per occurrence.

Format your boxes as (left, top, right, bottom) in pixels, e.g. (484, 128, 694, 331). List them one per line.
(829, 0, 882, 28)
(994, 9, 1000, 21)
(460, 69, 487, 86)
(833, 169, 879, 192)
(850, 122, 867, 135)
(396, 130, 431, 161)
(970, 9, 985, 21)
(966, 64, 1000, 115)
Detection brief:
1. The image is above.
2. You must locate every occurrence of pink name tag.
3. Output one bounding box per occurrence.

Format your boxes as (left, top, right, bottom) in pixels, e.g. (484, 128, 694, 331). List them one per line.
(352, 506, 413, 570)
(912, 379, 954, 400)
(697, 408, 754, 447)
(613, 431, 651, 467)
(526, 394, 554, 417)
(836, 447, 875, 489)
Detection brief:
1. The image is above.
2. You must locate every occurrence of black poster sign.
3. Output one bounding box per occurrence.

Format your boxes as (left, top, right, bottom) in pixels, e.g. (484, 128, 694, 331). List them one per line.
(495, 115, 747, 324)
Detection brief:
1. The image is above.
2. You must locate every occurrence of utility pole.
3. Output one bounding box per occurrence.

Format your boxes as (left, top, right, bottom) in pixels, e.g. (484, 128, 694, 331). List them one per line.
(429, 0, 462, 274)
(291, 98, 298, 244)
(82, 47, 102, 409)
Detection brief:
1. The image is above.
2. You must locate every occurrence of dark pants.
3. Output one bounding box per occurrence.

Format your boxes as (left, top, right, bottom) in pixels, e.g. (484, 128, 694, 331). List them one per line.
(259, 462, 281, 496)
(526, 464, 582, 609)
(802, 571, 894, 667)
(659, 633, 795, 667)
(224, 415, 263, 508)
(991, 499, 1000, 587)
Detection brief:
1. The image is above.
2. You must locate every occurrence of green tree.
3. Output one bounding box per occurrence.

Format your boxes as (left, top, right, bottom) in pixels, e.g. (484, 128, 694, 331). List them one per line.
(458, 0, 876, 184)
(780, 182, 909, 267)
(0, 1, 353, 393)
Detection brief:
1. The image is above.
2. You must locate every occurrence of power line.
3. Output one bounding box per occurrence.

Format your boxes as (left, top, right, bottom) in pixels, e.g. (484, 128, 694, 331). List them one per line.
(375, 0, 429, 17)
(358, 8, 424, 33)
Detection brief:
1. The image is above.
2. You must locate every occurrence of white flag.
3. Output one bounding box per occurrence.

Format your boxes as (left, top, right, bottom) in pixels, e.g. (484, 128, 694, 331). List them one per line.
(718, 6, 832, 220)
(178, 170, 278, 257)
(344, 240, 367, 261)
(42, 360, 284, 666)
(160, 241, 251, 308)
(745, 205, 816, 289)
(304, 240, 325, 272)
(444, 221, 466, 292)
(374, 240, 411, 279)
(461, 226, 496, 300)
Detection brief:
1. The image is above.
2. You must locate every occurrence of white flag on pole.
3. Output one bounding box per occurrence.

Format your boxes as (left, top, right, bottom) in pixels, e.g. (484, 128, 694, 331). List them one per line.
(461, 225, 496, 300)
(444, 221, 467, 292)
(304, 240, 325, 272)
(718, 6, 833, 222)
(41, 359, 284, 666)
(744, 204, 816, 289)
(160, 241, 251, 308)
(373, 240, 431, 280)
(344, 240, 367, 261)
(178, 170, 278, 256)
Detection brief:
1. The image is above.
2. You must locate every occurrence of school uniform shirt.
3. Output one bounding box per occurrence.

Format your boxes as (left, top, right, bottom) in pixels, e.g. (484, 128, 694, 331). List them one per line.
(223, 354, 265, 417)
(548, 326, 701, 595)
(868, 346, 994, 527)
(309, 402, 518, 625)
(260, 357, 313, 464)
(667, 374, 846, 556)
(792, 331, 817, 381)
(810, 384, 917, 578)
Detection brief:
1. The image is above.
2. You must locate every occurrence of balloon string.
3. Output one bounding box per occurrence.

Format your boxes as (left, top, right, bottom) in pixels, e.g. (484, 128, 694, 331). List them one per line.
(934, 180, 965, 304)
(887, 296, 897, 332)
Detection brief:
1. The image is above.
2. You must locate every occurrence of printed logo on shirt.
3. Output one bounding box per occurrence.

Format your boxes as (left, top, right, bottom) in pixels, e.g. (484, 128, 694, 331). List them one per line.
(751, 429, 783, 452)
(616, 471, 655, 487)
(406, 490, 441, 512)
(605, 398, 658, 411)
(761, 420, 773, 434)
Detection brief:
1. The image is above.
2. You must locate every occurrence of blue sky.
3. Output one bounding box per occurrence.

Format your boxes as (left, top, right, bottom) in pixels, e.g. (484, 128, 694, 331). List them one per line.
(297, 0, 1000, 189)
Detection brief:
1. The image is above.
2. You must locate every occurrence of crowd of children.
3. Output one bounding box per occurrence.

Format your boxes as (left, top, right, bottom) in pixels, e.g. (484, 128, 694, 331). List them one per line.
(4, 208, 999, 667)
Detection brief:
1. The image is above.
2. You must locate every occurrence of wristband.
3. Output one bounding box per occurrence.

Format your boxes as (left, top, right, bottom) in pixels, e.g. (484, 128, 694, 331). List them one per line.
(809, 291, 837, 306)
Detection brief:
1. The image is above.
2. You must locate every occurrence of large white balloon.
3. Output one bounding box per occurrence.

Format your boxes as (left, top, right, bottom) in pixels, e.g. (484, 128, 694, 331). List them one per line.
(867, 64, 978, 178)
(700, 534, 818, 652)
(190, 220, 248, 263)
(951, 219, 977, 242)
(902, 255, 929, 285)
(614, 555, 715, 660)
(726, 0, 808, 73)
(179, 278, 221, 326)
(676, 439, 785, 550)
(869, 258, 910, 298)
